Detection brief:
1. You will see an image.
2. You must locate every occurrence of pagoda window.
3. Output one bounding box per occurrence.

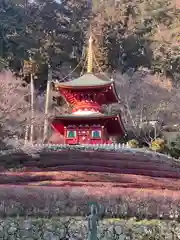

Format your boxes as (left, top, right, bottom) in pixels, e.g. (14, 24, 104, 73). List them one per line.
(67, 130, 76, 138)
(91, 130, 101, 139)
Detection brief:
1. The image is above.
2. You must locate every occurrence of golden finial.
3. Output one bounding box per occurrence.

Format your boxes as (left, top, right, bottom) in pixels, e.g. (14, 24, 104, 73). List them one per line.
(87, 33, 93, 73)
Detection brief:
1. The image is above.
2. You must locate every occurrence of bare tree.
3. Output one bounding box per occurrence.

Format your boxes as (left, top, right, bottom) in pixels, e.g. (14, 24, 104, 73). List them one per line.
(112, 69, 180, 144)
(0, 70, 44, 146)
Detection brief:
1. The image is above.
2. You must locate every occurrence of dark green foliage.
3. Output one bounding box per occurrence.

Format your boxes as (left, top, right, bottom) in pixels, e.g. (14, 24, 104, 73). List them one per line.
(0, 0, 91, 88)
(91, 0, 180, 78)
(0, 0, 179, 85)
(168, 135, 180, 159)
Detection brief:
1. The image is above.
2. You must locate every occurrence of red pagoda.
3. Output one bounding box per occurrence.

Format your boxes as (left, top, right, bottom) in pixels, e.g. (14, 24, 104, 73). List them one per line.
(51, 35, 125, 144)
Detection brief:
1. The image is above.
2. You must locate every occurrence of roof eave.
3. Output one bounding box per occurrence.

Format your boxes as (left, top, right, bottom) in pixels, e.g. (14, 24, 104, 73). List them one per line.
(55, 82, 112, 90)
(52, 114, 118, 121)
(117, 114, 126, 135)
(111, 82, 120, 103)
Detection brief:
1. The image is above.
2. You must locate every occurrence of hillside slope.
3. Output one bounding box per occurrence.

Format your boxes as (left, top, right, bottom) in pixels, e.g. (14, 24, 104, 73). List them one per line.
(0, 149, 179, 190)
(0, 149, 179, 218)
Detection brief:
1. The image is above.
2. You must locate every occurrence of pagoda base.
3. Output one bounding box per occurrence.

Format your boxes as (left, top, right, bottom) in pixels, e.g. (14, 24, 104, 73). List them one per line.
(50, 113, 125, 145)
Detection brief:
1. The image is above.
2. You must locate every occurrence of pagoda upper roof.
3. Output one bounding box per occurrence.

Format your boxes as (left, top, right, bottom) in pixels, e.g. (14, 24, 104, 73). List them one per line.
(56, 73, 113, 89)
(53, 112, 109, 119)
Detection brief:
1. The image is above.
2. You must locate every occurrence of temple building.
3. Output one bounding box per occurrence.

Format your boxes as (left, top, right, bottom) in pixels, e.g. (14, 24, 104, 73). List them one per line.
(50, 34, 125, 144)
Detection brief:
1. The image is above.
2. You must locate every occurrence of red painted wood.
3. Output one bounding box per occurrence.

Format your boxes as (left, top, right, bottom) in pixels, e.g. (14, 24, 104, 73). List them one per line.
(51, 122, 64, 135)
(50, 76, 125, 144)
(58, 86, 119, 105)
(63, 127, 107, 144)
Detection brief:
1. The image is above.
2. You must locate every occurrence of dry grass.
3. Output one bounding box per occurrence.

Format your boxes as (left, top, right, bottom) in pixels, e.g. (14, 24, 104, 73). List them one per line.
(0, 150, 179, 218)
(0, 171, 180, 191)
(0, 185, 179, 219)
(0, 150, 179, 188)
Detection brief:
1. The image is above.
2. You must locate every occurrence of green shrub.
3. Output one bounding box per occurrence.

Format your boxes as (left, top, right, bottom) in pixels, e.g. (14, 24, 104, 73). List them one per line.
(128, 139, 139, 148)
(168, 135, 180, 159)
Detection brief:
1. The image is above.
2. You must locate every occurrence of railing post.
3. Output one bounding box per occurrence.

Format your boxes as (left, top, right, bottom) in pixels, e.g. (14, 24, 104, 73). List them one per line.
(87, 203, 99, 240)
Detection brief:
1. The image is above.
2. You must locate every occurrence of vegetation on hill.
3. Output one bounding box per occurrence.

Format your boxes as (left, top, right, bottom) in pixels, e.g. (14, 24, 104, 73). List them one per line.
(0, 2, 180, 237)
(0, 0, 180, 80)
(0, 0, 180, 151)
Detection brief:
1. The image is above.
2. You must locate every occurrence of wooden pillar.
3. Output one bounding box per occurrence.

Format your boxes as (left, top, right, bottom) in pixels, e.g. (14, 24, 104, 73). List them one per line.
(43, 65, 52, 143)
(30, 73, 35, 144)
(64, 126, 67, 144)
(24, 125, 29, 145)
(101, 126, 104, 144)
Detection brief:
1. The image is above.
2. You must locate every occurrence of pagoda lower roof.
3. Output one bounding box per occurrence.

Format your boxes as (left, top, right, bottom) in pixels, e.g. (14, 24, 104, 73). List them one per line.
(52, 113, 125, 136)
(55, 73, 113, 89)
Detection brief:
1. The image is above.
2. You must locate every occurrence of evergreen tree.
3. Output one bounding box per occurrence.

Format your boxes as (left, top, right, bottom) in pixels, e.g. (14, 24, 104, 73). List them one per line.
(0, 0, 179, 84)
(90, 0, 180, 79)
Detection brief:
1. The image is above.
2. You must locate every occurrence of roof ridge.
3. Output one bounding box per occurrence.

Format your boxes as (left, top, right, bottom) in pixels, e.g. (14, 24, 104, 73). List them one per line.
(56, 72, 112, 88)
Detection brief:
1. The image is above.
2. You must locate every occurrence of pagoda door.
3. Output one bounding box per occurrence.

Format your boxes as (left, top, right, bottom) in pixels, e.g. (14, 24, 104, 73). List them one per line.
(77, 130, 90, 144)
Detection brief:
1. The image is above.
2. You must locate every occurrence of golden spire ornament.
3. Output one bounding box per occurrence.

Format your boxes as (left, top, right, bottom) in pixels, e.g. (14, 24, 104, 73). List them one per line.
(87, 33, 93, 73)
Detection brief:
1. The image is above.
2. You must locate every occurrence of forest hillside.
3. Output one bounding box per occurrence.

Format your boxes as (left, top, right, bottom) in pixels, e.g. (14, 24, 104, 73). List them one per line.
(0, 0, 180, 82)
(0, 0, 180, 147)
